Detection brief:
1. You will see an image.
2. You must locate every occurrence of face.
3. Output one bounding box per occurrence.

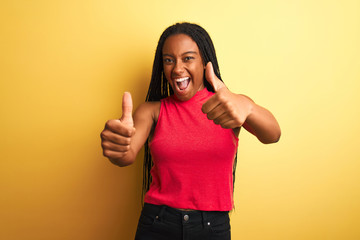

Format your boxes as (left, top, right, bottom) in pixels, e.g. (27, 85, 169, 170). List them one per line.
(162, 34, 205, 101)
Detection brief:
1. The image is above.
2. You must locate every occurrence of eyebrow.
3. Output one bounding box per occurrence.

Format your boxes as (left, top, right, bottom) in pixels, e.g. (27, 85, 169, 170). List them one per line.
(163, 51, 199, 57)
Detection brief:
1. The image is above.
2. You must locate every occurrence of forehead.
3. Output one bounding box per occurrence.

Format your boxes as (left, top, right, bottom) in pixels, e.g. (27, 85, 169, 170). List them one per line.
(162, 34, 200, 55)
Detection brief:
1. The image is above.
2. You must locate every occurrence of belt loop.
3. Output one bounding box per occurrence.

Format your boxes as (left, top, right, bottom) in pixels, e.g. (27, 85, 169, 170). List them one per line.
(201, 211, 208, 228)
(157, 205, 166, 221)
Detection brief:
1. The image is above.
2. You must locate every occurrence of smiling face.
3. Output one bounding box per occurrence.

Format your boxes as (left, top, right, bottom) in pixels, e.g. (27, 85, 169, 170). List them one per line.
(162, 34, 205, 101)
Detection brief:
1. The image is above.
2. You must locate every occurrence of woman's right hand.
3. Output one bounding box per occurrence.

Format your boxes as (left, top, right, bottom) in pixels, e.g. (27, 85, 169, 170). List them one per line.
(100, 92, 136, 166)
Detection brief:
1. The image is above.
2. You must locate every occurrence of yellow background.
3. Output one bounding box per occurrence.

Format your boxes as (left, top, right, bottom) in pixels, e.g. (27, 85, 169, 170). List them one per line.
(1, 0, 359, 239)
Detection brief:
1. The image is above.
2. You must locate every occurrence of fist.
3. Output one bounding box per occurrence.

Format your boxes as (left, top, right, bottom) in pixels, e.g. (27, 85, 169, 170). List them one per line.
(201, 62, 253, 129)
(100, 92, 136, 163)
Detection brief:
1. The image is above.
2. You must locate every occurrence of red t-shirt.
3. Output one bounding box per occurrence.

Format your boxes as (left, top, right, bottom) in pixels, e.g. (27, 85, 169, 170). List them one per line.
(145, 88, 239, 211)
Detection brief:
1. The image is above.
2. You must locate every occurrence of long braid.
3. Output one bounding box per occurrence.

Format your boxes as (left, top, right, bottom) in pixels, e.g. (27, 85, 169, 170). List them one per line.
(142, 22, 238, 204)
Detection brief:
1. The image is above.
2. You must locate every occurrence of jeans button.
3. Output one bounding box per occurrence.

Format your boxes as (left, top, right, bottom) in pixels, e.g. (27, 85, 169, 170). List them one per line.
(184, 214, 189, 221)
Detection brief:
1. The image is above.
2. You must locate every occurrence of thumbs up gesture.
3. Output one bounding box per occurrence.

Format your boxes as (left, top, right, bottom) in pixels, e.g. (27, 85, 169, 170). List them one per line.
(120, 92, 134, 127)
(201, 62, 253, 129)
(100, 92, 136, 166)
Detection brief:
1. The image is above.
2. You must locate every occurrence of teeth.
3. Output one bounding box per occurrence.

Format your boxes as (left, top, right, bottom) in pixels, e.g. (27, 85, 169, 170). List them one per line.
(175, 77, 189, 82)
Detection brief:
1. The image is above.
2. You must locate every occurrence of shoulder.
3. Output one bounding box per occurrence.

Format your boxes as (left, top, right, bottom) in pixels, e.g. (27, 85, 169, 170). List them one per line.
(135, 101, 161, 122)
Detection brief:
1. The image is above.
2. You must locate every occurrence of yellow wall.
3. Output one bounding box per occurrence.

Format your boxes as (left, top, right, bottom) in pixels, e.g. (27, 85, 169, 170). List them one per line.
(1, 0, 359, 239)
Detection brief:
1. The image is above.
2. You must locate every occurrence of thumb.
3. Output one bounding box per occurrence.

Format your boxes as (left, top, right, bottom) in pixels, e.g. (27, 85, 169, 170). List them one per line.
(205, 62, 225, 92)
(120, 92, 134, 127)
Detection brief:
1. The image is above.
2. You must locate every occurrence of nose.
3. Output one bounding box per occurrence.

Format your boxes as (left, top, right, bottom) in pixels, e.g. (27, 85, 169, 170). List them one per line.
(172, 61, 184, 75)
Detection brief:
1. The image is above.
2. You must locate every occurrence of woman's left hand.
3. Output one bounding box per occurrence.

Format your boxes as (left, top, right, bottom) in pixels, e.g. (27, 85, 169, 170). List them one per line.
(201, 62, 253, 129)
(202, 62, 281, 143)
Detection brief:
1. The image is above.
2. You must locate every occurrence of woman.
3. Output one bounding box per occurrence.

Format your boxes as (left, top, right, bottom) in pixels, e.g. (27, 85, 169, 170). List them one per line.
(100, 22, 281, 240)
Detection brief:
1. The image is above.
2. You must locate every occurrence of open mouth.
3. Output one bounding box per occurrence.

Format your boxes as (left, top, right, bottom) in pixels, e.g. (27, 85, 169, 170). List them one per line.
(175, 77, 190, 91)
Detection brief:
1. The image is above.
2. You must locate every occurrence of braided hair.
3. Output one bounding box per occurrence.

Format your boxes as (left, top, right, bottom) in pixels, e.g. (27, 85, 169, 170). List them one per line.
(142, 22, 238, 203)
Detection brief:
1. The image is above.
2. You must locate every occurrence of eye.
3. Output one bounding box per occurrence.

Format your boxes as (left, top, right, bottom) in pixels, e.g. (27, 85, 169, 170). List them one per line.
(163, 58, 174, 64)
(184, 56, 194, 61)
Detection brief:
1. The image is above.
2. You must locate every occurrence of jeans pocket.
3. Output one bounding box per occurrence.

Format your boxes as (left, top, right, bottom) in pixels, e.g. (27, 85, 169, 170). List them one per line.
(209, 214, 231, 234)
(138, 212, 156, 228)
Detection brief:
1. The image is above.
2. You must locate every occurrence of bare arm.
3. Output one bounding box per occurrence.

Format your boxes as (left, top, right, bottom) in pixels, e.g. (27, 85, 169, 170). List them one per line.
(239, 95, 281, 144)
(129, 101, 160, 162)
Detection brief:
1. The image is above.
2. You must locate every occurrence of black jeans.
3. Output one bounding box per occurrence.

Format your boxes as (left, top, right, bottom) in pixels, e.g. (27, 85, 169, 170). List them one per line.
(135, 203, 231, 240)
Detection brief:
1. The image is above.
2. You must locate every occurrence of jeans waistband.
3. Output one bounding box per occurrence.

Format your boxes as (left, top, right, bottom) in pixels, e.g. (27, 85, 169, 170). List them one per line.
(142, 203, 229, 226)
